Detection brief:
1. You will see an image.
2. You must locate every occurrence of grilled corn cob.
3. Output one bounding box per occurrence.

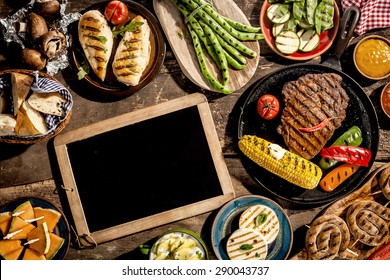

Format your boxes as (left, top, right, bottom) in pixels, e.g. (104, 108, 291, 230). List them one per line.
(238, 135, 322, 189)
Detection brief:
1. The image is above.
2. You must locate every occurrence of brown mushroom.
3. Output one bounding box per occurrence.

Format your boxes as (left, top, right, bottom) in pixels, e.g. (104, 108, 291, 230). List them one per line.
(34, 0, 60, 18)
(40, 30, 66, 59)
(27, 12, 48, 42)
(22, 48, 47, 70)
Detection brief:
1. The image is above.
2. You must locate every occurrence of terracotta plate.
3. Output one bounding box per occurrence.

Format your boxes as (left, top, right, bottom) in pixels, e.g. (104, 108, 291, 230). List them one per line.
(260, 0, 339, 60)
(211, 195, 293, 260)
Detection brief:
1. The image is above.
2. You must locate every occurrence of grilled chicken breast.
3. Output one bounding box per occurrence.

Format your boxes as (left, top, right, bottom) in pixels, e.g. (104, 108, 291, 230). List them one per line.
(113, 15, 151, 86)
(78, 10, 113, 82)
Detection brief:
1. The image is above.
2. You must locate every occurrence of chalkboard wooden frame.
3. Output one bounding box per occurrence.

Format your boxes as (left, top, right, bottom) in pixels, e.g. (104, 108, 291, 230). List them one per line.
(54, 93, 235, 245)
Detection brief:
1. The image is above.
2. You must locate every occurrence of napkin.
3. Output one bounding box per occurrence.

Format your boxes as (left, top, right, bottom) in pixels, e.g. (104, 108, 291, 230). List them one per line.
(341, 0, 390, 35)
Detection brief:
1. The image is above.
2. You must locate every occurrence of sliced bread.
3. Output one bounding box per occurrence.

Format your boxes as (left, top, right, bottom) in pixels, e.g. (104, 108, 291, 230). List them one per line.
(27, 91, 66, 117)
(0, 114, 17, 136)
(14, 101, 48, 136)
(11, 72, 34, 116)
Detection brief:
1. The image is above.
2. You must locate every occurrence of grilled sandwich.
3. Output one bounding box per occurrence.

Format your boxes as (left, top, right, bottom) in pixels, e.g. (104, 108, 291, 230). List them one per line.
(78, 10, 113, 82)
(239, 205, 280, 244)
(112, 15, 151, 86)
(277, 73, 349, 159)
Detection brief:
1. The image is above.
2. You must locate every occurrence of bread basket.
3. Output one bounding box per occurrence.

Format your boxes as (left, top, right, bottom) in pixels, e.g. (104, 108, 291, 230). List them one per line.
(0, 69, 72, 144)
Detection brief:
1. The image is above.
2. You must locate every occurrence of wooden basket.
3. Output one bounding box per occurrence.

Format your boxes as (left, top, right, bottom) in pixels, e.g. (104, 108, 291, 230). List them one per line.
(0, 69, 72, 144)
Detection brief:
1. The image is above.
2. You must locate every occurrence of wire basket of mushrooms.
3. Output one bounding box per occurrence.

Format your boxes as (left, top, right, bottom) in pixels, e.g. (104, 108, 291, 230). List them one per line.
(0, 0, 81, 75)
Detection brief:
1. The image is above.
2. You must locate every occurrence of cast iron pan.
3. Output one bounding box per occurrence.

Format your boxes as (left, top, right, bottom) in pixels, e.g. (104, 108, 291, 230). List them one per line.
(237, 6, 380, 207)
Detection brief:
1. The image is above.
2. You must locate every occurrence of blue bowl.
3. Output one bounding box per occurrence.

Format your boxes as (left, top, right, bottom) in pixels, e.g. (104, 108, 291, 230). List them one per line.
(211, 195, 293, 260)
(1, 196, 70, 260)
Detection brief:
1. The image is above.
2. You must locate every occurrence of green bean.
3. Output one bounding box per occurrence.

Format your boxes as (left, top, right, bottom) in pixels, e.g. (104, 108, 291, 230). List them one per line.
(173, 0, 244, 71)
(223, 49, 246, 70)
(314, 0, 334, 35)
(187, 25, 231, 94)
(306, 0, 318, 25)
(198, 20, 229, 85)
(179, 0, 257, 57)
(190, 0, 263, 40)
(172, 0, 221, 68)
(215, 32, 247, 65)
(293, 0, 306, 21)
(221, 16, 262, 34)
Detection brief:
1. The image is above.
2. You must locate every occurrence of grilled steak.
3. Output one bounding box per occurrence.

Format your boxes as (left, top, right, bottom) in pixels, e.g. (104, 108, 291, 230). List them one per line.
(277, 73, 349, 159)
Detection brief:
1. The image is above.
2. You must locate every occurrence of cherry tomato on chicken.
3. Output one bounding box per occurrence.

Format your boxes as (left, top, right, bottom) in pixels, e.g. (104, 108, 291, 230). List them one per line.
(104, 0, 129, 25)
(256, 94, 280, 120)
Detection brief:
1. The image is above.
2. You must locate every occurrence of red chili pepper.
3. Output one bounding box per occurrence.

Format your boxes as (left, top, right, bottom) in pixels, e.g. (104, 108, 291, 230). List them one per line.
(299, 118, 331, 132)
(320, 146, 372, 167)
(368, 242, 390, 260)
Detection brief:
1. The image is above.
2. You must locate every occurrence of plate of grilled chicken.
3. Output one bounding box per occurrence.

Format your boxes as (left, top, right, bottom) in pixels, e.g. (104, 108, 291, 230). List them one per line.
(68, 0, 166, 97)
(237, 63, 379, 206)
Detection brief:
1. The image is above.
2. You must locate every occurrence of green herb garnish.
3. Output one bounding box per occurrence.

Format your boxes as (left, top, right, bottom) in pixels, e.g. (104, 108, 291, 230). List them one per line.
(178, 31, 184, 39)
(76, 48, 90, 80)
(240, 244, 253, 250)
(196, 250, 203, 259)
(255, 213, 268, 227)
(112, 21, 144, 38)
(139, 245, 150, 255)
(98, 36, 108, 43)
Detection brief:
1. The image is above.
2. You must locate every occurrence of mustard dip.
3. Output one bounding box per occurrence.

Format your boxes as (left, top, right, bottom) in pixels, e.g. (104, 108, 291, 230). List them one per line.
(355, 38, 390, 79)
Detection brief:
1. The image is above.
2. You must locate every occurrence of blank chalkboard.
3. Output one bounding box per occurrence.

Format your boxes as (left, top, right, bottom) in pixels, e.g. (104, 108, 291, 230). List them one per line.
(54, 93, 235, 245)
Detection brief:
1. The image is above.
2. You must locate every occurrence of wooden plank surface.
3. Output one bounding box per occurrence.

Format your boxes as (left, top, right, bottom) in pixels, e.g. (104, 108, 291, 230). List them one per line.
(0, 0, 389, 260)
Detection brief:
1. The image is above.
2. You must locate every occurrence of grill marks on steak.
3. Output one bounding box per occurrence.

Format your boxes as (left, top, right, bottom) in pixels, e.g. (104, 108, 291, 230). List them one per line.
(277, 73, 349, 160)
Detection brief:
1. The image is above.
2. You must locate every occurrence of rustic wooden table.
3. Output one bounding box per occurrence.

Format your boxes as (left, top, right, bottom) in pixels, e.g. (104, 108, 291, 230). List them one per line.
(0, 0, 389, 260)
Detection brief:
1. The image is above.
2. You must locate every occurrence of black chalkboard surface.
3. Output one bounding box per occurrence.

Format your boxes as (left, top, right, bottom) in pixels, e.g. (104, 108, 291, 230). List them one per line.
(54, 93, 234, 245)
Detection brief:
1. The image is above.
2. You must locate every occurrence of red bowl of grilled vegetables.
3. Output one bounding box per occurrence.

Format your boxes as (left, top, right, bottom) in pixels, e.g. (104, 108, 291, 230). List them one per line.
(260, 0, 339, 60)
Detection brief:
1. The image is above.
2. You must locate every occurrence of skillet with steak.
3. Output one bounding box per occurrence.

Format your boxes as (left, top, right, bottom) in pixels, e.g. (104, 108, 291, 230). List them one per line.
(277, 73, 349, 160)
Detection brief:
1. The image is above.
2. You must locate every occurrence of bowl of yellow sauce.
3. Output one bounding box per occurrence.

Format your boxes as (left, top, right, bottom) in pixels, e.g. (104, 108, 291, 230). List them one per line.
(353, 35, 390, 80)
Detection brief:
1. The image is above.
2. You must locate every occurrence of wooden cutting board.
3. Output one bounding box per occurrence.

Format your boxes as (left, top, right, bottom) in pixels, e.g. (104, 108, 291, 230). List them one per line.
(153, 0, 260, 93)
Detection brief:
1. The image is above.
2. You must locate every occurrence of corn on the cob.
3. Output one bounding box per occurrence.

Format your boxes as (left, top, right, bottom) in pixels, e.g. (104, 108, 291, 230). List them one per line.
(238, 135, 322, 190)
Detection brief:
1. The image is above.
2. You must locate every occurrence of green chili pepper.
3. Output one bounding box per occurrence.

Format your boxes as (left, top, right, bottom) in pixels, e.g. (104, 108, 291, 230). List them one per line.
(319, 126, 363, 170)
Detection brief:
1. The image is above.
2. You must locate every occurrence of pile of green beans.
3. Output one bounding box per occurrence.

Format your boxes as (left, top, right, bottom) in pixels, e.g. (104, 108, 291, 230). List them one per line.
(171, 0, 264, 94)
